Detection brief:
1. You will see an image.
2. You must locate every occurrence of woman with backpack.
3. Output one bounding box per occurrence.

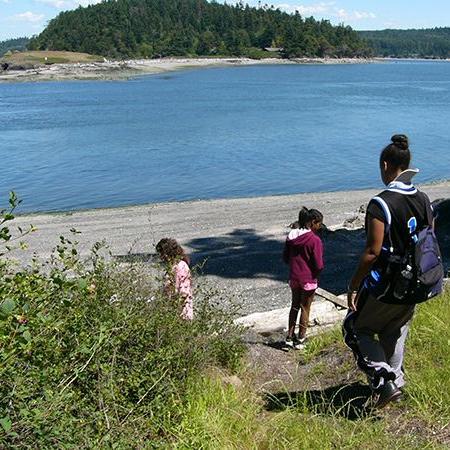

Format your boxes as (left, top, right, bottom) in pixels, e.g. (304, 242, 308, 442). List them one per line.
(343, 134, 442, 409)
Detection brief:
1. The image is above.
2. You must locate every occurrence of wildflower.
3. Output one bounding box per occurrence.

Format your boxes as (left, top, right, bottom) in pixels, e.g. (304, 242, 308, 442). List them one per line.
(16, 315, 28, 324)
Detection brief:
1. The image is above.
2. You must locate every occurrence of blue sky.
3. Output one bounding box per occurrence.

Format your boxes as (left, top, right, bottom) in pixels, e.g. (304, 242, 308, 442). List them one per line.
(0, 0, 449, 41)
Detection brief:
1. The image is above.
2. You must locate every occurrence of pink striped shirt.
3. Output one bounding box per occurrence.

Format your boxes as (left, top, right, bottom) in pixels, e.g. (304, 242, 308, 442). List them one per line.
(173, 260, 193, 320)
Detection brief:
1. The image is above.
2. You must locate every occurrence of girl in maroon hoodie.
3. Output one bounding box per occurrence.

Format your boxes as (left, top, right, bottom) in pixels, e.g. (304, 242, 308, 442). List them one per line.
(283, 207, 324, 349)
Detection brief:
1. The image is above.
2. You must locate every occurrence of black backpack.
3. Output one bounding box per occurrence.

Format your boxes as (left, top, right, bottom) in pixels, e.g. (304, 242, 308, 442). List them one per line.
(371, 198, 444, 304)
(387, 225, 444, 303)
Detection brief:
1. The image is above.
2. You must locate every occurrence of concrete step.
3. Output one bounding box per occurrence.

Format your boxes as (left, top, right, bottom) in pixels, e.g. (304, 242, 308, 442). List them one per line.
(235, 288, 347, 336)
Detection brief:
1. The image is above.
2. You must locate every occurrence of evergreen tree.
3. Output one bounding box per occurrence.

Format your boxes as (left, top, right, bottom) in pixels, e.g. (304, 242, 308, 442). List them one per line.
(359, 28, 450, 58)
(0, 37, 30, 56)
(28, 0, 369, 59)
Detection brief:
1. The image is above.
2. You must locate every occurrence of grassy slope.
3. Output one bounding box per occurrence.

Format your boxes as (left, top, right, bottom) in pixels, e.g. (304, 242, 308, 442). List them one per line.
(1, 50, 103, 65)
(173, 288, 450, 449)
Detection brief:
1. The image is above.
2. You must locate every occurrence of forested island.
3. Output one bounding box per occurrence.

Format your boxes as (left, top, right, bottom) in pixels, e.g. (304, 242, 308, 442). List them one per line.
(26, 0, 368, 59)
(2, 2, 450, 60)
(359, 27, 450, 58)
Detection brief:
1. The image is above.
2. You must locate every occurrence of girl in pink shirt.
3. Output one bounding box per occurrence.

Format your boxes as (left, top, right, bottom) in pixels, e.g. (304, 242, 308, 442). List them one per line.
(283, 207, 324, 349)
(156, 238, 193, 320)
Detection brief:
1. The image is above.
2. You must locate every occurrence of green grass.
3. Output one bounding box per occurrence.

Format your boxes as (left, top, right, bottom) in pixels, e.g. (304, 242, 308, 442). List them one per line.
(172, 375, 439, 449)
(172, 288, 450, 449)
(172, 375, 261, 449)
(302, 325, 345, 362)
(1, 50, 103, 66)
(404, 291, 450, 424)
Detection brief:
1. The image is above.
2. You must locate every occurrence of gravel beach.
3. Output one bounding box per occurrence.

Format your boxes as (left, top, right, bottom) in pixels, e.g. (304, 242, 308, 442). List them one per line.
(9, 181, 449, 315)
(0, 56, 373, 83)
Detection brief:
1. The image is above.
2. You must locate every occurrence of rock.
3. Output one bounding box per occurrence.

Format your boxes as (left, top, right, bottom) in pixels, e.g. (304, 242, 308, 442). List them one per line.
(221, 375, 243, 388)
(341, 204, 366, 229)
(343, 215, 364, 229)
(433, 198, 450, 228)
(6, 63, 35, 71)
(235, 295, 347, 335)
(432, 198, 450, 272)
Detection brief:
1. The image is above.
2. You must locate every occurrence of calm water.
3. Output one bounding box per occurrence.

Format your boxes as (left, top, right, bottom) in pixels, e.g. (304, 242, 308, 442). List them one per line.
(1, 61, 449, 212)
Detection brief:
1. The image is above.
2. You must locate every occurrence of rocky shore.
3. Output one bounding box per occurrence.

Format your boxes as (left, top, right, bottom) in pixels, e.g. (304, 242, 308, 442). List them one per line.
(0, 56, 374, 83)
(9, 182, 449, 317)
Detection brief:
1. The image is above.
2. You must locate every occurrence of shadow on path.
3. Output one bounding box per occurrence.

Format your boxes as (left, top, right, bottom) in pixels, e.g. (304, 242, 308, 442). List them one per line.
(265, 382, 374, 421)
(187, 227, 366, 294)
(114, 199, 449, 292)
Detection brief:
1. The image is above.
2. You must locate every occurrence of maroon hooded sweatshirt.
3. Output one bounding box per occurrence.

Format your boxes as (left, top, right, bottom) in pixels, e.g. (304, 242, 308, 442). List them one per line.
(283, 229, 324, 286)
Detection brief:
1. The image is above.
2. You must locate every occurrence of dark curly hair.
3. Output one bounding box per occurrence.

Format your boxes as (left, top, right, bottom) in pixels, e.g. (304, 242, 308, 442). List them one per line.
(156, 238, 190, 265)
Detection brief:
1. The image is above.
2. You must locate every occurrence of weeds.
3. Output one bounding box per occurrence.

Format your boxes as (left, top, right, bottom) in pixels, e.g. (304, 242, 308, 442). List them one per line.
(0, 196, 245, 447)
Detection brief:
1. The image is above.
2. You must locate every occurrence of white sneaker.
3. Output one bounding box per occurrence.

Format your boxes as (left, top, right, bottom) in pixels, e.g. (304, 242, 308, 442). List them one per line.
(295, 337, 307, 350)
(285, 336, 307, 350)
(284, 336, 296, 349)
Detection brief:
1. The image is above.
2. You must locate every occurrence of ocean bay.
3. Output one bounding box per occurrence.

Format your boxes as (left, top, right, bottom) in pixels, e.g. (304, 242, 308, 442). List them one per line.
(1, 60, 449, 212)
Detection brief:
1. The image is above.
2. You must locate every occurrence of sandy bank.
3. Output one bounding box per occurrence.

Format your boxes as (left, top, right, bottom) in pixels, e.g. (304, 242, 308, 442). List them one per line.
(0, 56, 374, 83)
(9, 181, 449, 315)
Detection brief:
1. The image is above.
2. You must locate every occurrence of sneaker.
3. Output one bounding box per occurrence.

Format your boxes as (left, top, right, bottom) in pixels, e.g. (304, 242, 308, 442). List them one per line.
(374, 381, 402, 409)
(295, 337, 307, 350)
(284, 336, 296, 349)
(285, 335, 307, 350)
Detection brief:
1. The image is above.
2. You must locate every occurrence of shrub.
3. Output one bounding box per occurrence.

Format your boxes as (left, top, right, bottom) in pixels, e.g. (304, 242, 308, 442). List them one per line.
(0, 195, 245, 448)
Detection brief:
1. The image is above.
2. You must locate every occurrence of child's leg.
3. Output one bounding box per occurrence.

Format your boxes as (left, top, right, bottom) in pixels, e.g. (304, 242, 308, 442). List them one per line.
(288, 288, 302, 338)
(298, 289, 315, 339)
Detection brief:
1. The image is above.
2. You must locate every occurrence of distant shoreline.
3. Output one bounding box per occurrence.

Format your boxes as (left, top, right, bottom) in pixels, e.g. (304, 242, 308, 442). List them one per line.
(374, 56, 450, 62)
(0, 56, 374, 83)
(2, 55, 449, 84)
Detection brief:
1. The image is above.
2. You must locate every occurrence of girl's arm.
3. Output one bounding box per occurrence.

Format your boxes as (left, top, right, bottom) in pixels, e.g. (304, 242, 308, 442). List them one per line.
(313, 238, 324, 273)
(347, 216, 384, 310)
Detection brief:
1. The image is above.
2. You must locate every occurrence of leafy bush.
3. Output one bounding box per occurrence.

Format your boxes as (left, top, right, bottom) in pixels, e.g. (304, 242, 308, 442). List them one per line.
(0, 194, 245, 448)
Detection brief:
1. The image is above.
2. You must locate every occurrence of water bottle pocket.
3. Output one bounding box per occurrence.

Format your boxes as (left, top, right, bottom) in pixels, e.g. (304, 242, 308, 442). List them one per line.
(392, 267, 413, 300)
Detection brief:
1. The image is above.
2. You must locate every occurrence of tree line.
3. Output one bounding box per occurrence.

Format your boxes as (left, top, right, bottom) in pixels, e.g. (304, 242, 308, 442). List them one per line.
(0, 37, 29, 56)
(7, 4, 450, 60)
(27, 0, 369, 59)
(359, 28, 450, 58)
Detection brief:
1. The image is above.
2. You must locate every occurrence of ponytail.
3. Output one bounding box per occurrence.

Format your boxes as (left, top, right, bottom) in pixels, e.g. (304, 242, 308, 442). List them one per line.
(298, 207, 323, 229)
(298, 207, 310, 228)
